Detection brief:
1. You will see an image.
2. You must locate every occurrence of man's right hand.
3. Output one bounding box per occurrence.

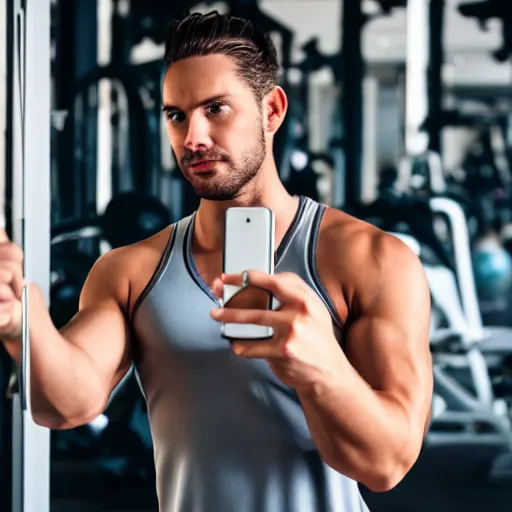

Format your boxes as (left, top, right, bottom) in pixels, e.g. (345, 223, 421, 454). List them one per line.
(0, 228, 25, 341)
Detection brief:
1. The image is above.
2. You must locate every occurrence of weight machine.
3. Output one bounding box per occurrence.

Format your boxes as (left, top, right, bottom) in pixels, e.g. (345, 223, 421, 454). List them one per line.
(458, 0, 512, 63)
(3, 1, 51, 511)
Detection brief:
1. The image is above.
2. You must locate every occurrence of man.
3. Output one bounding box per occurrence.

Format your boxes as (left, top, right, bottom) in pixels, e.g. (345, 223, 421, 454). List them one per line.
(0, 11, 433, 512)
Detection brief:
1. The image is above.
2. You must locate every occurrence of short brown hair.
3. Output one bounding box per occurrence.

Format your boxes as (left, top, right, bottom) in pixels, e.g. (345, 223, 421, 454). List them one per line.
(164, 11, 279, 103)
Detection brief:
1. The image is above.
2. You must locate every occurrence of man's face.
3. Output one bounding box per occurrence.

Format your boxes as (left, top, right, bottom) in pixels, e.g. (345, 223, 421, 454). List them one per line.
(162, 54, 267, 201)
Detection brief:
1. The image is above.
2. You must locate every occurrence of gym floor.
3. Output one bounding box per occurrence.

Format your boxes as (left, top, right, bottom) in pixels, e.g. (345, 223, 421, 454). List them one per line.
(50, 444, 512, 512)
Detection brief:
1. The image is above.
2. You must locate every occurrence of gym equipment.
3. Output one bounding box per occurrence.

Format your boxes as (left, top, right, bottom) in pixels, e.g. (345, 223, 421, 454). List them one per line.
(404, 0, 430, 156)
(101, 191, 171, 249)
(401, 0, 512, 301)
(373, 0, 407, 13)
(51, 190, 171, 248)
(427, 197, 512, 361)
(0, 346, 13, 510)
(458, 1, 512, 63)
(50, 248, 97, 329)
(472, 234, 512, 303)
(49, 191, 170, 329)
(424, 199, 512, 487)
(341, 0, 407, 207)
(397, 151, 446, 196)
(5, 1, 52, 511)
(346, 194, 455, 271)
(397, 128, 512, 306)
(281, 38, 342, 200)
(413, 121, 512, 316)
(427, 0, 445, 154)
(284, 149, 338, 202)
(51, 0, 172, 223)
(399, 148, 496, 246)
(285, 160, 320, 202)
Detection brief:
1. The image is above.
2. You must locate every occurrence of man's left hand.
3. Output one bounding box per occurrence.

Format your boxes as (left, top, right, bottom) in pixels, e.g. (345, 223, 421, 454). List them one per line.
(210, 271, 344, 393)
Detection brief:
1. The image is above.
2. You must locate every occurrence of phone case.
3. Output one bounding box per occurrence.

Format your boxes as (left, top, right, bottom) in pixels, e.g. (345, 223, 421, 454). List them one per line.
(221, 206, 275, 340)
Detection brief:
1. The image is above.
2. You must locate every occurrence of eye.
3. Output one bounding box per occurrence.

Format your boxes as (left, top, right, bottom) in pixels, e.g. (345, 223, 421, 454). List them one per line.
(207, 102, 230, 116)
(166, 111, 185, 123)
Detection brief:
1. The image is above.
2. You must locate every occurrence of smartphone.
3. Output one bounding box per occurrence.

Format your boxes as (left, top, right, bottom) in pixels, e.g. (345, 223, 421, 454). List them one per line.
(220, 206, 275, 341)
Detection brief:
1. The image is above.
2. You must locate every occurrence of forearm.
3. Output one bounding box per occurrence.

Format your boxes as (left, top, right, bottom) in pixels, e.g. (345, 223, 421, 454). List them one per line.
(297, 356, 419, 491)
(2, 284, 105, 429)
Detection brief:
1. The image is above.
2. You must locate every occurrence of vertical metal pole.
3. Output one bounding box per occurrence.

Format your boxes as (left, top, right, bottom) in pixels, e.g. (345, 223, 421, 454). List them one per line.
(341, 0, 364, 208)
(76, 0, 99, 218)
(361, 76, 379, 203)
(10, 0, 51, 511)
(428, 0, 445, 154)
(0, 3, 12, 509)
(405, 0, 430, 156)
(53, 0, 78, 221)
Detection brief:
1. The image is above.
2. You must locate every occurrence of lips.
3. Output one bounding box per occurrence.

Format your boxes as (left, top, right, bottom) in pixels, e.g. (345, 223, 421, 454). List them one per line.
(189, 160, 221, 172)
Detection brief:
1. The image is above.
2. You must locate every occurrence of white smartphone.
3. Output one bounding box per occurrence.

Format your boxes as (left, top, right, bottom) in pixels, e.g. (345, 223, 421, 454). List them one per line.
(221, 206, 275, 341)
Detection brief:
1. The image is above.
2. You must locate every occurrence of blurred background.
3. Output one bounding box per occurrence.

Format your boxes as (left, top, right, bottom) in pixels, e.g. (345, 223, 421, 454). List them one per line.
(2, 0, 512, 510)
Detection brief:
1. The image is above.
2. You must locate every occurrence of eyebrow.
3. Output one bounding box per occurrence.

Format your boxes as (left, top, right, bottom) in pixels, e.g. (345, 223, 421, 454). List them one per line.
(161, 94, 231, 113)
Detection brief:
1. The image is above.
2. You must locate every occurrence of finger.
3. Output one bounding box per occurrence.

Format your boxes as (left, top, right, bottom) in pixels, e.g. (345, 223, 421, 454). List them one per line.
(222, 271, 306, 306)
(231, 339, 284, 359)
(0, 269, 15, 301)
(0, 284, 15, 302)
(0, 242, 23, 262)
(210, 306, 285, 328)
(0, 268, 14, 285)
(0, 261, 24, 287)
(0, 311, 13, 328)
(0, 302, 14, 315)
(211, 278, 224, 300)
(0, 265, 23, 300)
(11, 274, 25, 301)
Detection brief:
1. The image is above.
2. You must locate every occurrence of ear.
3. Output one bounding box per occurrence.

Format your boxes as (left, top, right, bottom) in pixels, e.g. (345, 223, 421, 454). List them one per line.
(262, 86, 288, 134)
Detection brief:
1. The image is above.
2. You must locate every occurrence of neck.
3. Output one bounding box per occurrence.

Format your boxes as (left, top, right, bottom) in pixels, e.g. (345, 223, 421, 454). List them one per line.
(193, 159, 299, 253)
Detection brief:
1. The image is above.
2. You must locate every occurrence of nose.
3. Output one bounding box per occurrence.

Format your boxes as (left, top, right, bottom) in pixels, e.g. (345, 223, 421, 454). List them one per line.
(183, 112, 213, 153)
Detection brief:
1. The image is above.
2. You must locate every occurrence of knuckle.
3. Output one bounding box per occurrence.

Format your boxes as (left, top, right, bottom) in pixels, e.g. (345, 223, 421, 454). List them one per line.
(0, 284, 14, 301)
(1, 242, 23, 262)
(298, 297, 310, 314)
(255, 310, 266, 324)
(0, 304, 14, 323)
(281, 340, 294, 359)
(281, 272, 296, 282)
(287, 317, 300, 338)
(0, 268, 13, 282)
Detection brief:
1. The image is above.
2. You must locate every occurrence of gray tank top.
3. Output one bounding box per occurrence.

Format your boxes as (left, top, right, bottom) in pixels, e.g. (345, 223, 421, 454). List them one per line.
(131, 196, 370, 512)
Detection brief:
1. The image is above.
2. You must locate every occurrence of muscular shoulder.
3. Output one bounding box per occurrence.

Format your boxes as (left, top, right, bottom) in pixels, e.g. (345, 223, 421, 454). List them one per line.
(80, 225, 175, 316)
(317, 206, 426, 311)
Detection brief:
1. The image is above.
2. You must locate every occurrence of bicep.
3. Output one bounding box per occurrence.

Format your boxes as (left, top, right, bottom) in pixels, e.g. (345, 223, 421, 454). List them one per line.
(60, 305, 132, 395)
(59, 251, 133, 398)
(344, 244, 433, 430)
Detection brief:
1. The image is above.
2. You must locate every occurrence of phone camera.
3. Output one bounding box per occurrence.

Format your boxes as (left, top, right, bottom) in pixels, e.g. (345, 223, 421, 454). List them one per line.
(246, 218, 251, 223)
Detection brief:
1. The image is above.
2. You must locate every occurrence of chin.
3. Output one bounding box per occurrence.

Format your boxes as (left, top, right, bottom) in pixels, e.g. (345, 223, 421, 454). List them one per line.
(186, 175, 239, 200)
(195, 189, 240, 201)
(188, 168, 260, 202)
